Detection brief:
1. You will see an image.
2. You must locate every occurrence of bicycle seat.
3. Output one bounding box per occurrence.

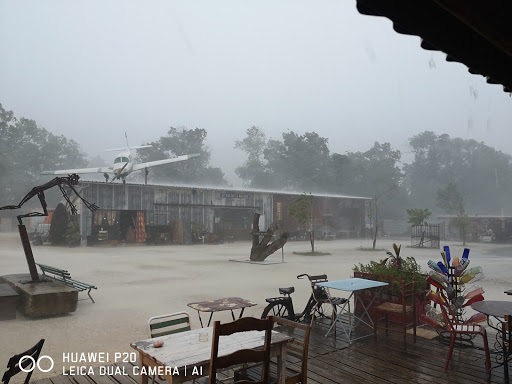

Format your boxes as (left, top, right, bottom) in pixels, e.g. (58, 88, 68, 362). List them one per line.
(279, 287, 295, 295)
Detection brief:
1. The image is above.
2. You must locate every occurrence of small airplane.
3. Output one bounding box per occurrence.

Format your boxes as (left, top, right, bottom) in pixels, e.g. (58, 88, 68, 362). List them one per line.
(41, 134, 200, 184)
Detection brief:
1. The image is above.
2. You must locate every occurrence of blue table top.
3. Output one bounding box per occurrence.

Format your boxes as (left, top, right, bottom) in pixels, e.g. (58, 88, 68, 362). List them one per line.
(317, 278, 388, 292)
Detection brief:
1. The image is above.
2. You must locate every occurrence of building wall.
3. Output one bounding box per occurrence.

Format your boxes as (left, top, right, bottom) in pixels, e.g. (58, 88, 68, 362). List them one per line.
(78, 182, 273, 244)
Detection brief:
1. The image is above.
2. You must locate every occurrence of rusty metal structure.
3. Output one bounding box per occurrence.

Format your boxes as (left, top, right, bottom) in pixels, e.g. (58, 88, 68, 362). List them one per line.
(0, 174, 99, 282)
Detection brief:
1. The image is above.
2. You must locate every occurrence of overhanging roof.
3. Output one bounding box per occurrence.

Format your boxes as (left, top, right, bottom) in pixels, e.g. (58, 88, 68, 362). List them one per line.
(356, 0, 512, 93)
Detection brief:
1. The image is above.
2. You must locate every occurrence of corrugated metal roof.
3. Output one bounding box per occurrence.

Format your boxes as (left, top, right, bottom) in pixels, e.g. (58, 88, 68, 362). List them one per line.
(79, 180, 372, 200)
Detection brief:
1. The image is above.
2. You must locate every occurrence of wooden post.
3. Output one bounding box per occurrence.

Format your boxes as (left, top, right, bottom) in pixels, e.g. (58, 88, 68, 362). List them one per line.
(18, 224, 40, 282)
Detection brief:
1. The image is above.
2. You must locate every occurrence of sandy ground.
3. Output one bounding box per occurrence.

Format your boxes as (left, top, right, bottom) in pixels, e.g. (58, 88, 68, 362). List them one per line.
(1, 232, 511, 382)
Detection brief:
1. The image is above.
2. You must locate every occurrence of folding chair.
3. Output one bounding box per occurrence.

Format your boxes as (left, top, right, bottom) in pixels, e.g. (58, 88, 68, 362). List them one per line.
(148, 311, 191, 338)
(2, 339, 45, 384)
(309, 274, 349, 333)
(209, 316, 273, 384)
(147, 312, 191, 384)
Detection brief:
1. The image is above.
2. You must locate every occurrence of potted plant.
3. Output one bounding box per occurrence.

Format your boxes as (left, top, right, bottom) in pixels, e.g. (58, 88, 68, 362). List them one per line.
(353, 243, 430, 323)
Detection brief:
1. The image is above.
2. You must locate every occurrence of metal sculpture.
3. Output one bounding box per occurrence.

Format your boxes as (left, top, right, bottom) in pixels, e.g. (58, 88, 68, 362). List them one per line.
(0, 174, 99, 282)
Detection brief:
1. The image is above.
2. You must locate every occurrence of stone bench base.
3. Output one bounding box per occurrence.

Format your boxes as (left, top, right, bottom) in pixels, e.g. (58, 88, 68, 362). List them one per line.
(0, 274, 78, 318)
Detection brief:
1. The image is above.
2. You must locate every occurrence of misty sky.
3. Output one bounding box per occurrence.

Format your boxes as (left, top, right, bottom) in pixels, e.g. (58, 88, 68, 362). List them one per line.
(1, 0, 511, 185)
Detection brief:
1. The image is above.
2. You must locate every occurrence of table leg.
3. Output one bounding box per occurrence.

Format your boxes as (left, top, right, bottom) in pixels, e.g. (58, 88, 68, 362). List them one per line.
(196, 311, 204, 328)
(238, 308, 246, 319)
(353, 289, 380, 329)
(206, 312, 214, 327)
(276, 343, 288, 384)
(324, 291, 353, 342)
(139, 354, 148, 384)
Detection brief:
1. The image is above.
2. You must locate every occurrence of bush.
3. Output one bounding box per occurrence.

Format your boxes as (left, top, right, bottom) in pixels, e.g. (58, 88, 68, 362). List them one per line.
(65, 221, 81, 247)
(353, 244, 428, 293)
(49, 203, 69, 245)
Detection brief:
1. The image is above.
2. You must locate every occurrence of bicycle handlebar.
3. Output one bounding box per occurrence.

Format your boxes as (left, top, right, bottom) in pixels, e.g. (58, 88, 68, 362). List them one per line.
(296, 274, 310, 279)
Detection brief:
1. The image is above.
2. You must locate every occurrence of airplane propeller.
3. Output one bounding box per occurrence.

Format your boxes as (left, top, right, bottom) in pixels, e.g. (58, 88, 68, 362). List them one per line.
(110, 162, 129, 183)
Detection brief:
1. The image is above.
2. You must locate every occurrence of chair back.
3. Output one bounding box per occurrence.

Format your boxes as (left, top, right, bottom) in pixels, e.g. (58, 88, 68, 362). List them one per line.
(209, 316, 273, 384)
(148, 311, 191, 338)
(2, 339, 45, 384)
(426, 291, 458, 330)
(308, 274, 330, 303)
(273, 317, 311, 384)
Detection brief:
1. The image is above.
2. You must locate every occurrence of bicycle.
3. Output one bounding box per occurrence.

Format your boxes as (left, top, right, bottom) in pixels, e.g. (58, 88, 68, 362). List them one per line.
(260, 273, 348, 324)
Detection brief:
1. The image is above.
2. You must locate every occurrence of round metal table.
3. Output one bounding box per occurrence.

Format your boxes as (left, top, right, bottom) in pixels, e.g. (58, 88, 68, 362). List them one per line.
(472, 300, 512, 383)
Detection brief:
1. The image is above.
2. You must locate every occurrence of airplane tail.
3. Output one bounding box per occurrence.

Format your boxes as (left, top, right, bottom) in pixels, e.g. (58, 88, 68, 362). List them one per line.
(105, 132, 152, 151)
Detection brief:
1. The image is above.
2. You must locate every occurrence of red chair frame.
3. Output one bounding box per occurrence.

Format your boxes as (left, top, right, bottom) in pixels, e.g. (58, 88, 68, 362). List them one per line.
(423, 291, 491, 373)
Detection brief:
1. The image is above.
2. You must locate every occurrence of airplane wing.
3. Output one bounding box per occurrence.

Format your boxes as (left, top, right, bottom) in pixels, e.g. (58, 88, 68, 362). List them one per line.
(132, 153, 200, 172)
(41, 167, 114, 176)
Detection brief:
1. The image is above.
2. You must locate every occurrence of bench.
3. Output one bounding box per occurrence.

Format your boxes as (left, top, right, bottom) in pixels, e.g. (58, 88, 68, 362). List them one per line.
(36, 263, 97, 303)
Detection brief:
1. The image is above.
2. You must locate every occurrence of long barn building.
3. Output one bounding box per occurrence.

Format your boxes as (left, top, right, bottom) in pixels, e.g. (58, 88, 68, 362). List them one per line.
(77, 182, 370, 245)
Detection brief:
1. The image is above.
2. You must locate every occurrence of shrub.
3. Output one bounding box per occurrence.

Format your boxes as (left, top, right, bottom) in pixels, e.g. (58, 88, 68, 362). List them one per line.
(49, 203, 69, 245)
(65, 220, 81, 246)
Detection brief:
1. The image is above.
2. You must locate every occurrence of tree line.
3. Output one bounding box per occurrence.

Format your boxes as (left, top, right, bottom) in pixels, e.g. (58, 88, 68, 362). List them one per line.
(2, 103, 512, 221)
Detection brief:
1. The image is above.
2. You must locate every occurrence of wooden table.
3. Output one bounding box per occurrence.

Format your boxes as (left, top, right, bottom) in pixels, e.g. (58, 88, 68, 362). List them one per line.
(130, 327, 293, 384)
(472, 300, 512, 383)
(187, 297, 257, 327)
(317, 278, 388, 343)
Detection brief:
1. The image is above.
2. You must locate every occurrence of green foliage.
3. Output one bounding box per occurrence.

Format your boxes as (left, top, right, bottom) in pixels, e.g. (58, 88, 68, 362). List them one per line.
(405, 131, 512, 214)
(385, 243, 402, 269)
(292, 251, 331, 256)
(0, 104, 87, 206)
(436, 182, 470, 245)
(406, 208, 431, 226)
(136, 126, 228, 186)
(353, 245, 427, 292)
(288, 193, 314, 226)
(289, 193, 315, 253)
(234, 126, 270, 188)
(65, 220, 81, 246)
(49, 203, 70, 245)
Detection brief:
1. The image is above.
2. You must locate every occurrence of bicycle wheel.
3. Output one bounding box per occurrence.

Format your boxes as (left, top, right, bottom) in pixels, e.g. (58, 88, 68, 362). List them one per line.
(261, 302, 292, 320)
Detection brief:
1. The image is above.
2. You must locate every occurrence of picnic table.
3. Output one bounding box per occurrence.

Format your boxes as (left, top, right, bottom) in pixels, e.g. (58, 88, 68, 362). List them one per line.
(187, 297, 257, 327)
(130, 326, 293, 384)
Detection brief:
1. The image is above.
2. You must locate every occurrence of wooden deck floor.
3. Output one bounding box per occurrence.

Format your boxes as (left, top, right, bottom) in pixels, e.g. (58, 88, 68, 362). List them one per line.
(32, 319, 509, 384)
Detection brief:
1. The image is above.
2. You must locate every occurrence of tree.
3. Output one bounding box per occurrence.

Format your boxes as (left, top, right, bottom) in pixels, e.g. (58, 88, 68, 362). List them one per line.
(288, 193, 315, 253)
(0, 104, 88, 206)
(265, 131, 331, 192)
(136, 126, 227, 185)
(345, 142, 406, 219)
(406, 208, 432, 226)
(405, 131, 512, 214)
(436, 182, 470, 245)
(234, 126, 270, 188)
(49, 203, 70, 245)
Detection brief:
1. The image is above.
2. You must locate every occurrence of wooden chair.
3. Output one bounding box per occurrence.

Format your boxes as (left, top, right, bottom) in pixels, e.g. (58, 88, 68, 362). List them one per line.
(209, 316, 273, 384)
(373, 277, 416, 349)
(2, 339, 45, 384)
(309, 274, 349, 333)
(422, 291, 491, 373)
(234, 317, 311, 384)
(148, 311, 191, 338)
